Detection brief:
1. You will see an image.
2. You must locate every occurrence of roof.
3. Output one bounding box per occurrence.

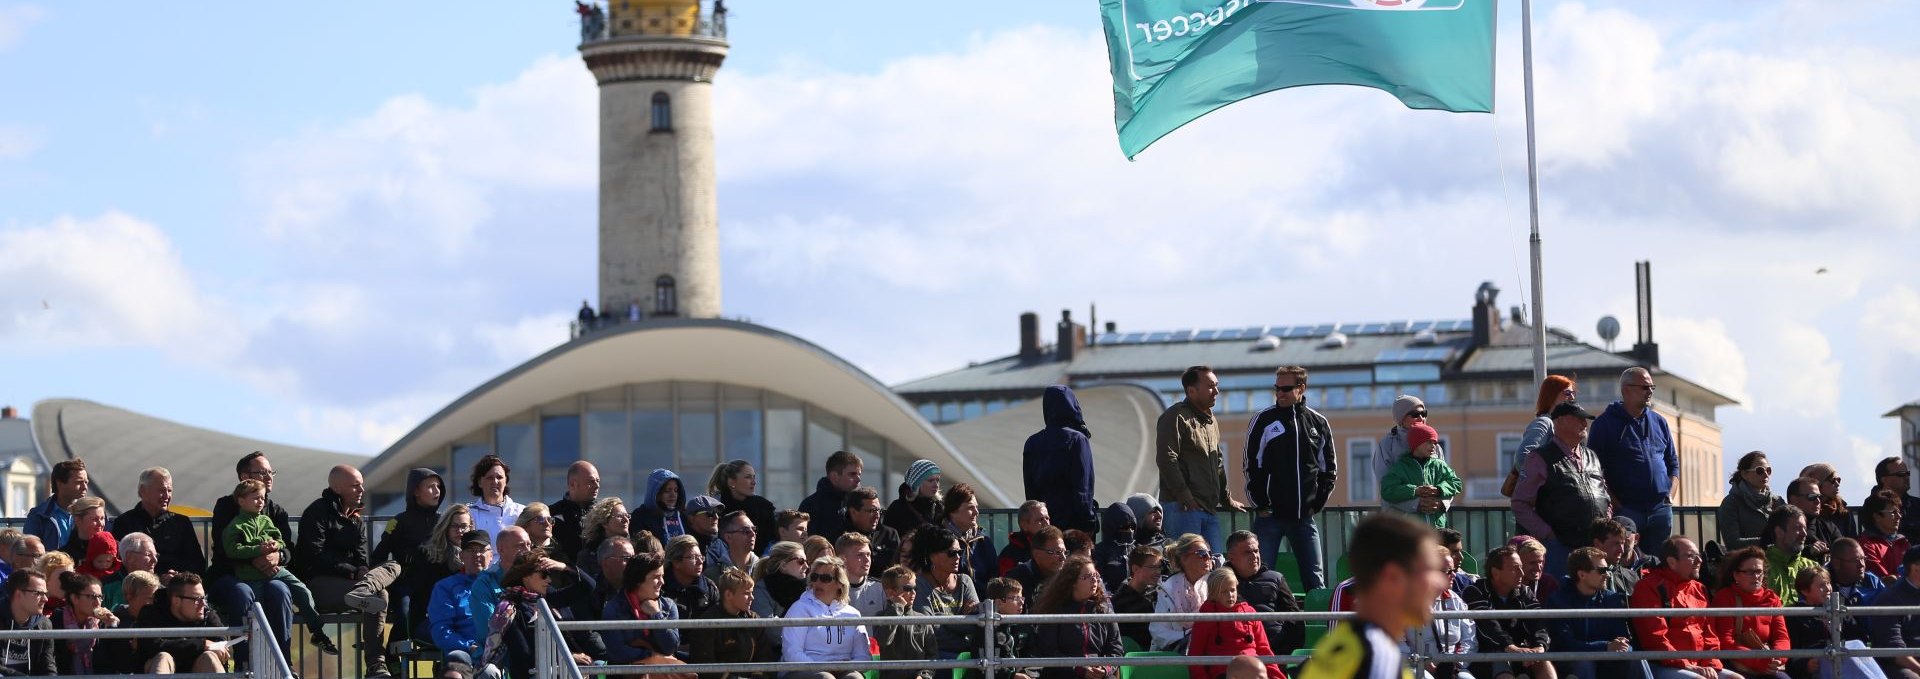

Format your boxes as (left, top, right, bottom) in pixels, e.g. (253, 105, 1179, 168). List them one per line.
(1887, 401, 1920, 418)
(934, 383, 1167, 506)
(30, 399, 367, 514)
(0, 418, 40, 465)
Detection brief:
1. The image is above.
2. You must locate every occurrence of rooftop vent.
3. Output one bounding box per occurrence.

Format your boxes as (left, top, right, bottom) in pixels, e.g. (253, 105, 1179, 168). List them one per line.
(1253, 334, 1281, 351)
(1412, 328, 1438, 346)
(1320, 331, 1349, 349)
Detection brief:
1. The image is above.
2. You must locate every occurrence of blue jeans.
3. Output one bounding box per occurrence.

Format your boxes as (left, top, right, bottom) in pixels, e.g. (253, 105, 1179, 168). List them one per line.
(1616, 501, 1673, 555)
(1253, 514, 1325, 591)
(212, 574, 293, 661)
(1162, 506, 1221, 551)
(1541, 537, 1572, 579)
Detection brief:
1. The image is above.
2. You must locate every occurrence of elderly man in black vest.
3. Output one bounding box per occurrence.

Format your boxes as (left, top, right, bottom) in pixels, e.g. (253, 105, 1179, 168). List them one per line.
(1511, 402, 1613, 579)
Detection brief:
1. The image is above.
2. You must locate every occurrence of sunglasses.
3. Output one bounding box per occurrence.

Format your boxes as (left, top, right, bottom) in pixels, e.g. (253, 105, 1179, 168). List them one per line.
(1039, 548, 1067, 558)
(1274, 384, 1303, 392)
(1408, 410, 1429, 419)
(1626, 384, 1657, 392)
(1747, 467, 1773, 475)
(944, 549, 964, 558)
(1887, 471, 1912, 478)
(809, 572, 838, 583)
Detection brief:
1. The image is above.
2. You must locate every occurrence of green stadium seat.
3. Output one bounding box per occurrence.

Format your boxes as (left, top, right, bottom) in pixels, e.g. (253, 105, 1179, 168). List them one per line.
(1122, 636, 1144, 654)
(1119, 652, 1185, 679)
(1303, 622, 1328, 648)
(1334, 553, 1351, 583)
(953, 651, 974, 679)
(1270, 552, 1304, 593)
(1458, 550, 1479, 576)
(1287, 648, 1315, 664)
(1304, 587, 1333, 612)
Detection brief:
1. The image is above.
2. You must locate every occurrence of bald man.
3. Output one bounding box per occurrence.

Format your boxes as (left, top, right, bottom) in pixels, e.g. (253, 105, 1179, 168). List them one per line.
(550, 461, 601, 566)
(295, 465, 388, 674)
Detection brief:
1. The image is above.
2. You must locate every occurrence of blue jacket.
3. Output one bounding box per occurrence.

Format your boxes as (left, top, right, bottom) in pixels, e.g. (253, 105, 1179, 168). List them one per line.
(429, 571, 482, 654)
(1588, 401, 1678, 510)
(23, 495, 72, 549)
(1023, 386, 1098, 533)
(1869, 575, 1920, 650)
(469, 563, 503, 628)
(1545, 576, 1634, 651)
(633, 469, 686, 542)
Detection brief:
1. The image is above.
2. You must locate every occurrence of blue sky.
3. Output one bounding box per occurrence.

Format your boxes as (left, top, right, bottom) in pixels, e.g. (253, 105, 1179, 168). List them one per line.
(3, 1, 1918, 494)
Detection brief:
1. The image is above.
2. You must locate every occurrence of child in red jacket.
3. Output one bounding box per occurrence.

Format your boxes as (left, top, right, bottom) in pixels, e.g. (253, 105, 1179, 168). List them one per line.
(1186, 568, 1285, 679)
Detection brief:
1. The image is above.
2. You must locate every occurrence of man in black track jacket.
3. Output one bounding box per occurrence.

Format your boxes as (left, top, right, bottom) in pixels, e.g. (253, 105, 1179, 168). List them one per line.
(1243, 365, 1336, 592)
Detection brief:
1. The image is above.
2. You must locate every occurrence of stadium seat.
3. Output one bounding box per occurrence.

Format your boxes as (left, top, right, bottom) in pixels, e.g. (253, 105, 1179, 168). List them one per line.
(1119, 652, 1185, 679)
(1122, 636, 1144, 654)
(1458, 550, 1479, 576)
(1334, 553, 1351, 583)
(1270, 552, 1304, 594)
(1305, 587, 1333, 612)
(1304, 622, 1328, 648)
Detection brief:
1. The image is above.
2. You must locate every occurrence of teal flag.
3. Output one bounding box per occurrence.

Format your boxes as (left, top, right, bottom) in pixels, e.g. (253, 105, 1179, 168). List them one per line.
(1101, 0, 1496, 158)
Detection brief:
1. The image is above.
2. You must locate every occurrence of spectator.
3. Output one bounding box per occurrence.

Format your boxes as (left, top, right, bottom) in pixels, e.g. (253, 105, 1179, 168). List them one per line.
(909, 527, 981, 660)
(800, 451, 865, 541)
(835, 533, 883, 616)
(108, 532, 156, 608)
(93, 569, 161, 674)
(1799, 464, 1856, 540)
(578, 497, 633, 578)
(635, 469, 690, 543)
(1151, 534, 1213, 652)
(295, 465, 378, 667)
(1027, 556, 1124, 679)
(1188, 567, 1283, 679)
(587, 537, 637, 620)
(50, 571, 116, 675)
(24, 459, 88, 551)
(752, 542, 808, 621)
(137, 572, 228, 675)
(1829, 538, 1886, 627)
(886, 460, 945, 538)
(1873, 458, 1920, 544)
(1868, 545, 1920, 679)
(222, 478, 339, 655)
(1509, 376, 1579, 498)
(1128, 493, 1170, 552)
(0, 532, 15, 581)
(470, 527, 532, 627)
(1025, 386, 1099, 534)
(1512, 537, 1555, 603)
(55, 496, 107, 566)
(803, 536, 834, 565)
(663, 535, 717, 616)
(685, 496, 724, 552)
(577, 300, 596, 332)
(688, 566, 769, 679)
(1761, 507, 1820, 605)
(482, 553, 590, 679)
(777, 510, 811, 547)
(1780, 477, 1838, 562)
(110, 467, 206, 579)
(1609, 517, 1660, 596)
(1464, 546, 1555, 679)
(37, 552, 72, 616)
(1381, 422, 1463, 527)
(1545, 547, 1639, 679)
(465, 455, 526, 545)
(0, 570, 53, 676)
(1710, 547, 1790, 679)
(1586, 519, 1635, 595)
(1439, 528, 1478, 595)
(1245, 365, 1331, 590)
(1410, 545, 1476, 679)
(1162, 365, 1245, 551)
(943, 485, 997, 580)
(709, 460, 777, 555)
(8, 536, 43, 577)
(207, 453, 298, 663)
(1719, 451, 1784, 551)
(75, 530, 117, 584)
(1862, 493, 1911, 579)
(518, 502, 561, 559)
(707, 511, 760, 584)
(1629, 536, 1737, 679)
(1590, 367, 1680, 551)
(346, 469, 443, 632)
(404, 504, 473, 643)
(982, 578, 1036, 679)
(999, 500, 1051, 576)
(1089, 503, 1137, 592)
(1297, 514, 1444, 679)
(874, 565, 934, 679)
(1007, 526, 1067, 606)
(781, 555, 872, 679)
(1112, 545, 1163, 651)
(428, 530, 492, 674)
(1786, 566, 1880, 679)
(1512, 402, 1612, 579)
(552, 462, 601, 566)
(842, 486, 902, 569)
(602, 552, 694, 676)
(1378, 395, 1445, 505)
(1224, 529, 1303, 653)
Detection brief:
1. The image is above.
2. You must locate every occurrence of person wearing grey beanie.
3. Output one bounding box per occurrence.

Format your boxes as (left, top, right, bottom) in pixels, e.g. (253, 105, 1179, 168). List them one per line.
(1377, 396, 1443, 509)
(1124, 494, 1167, 549)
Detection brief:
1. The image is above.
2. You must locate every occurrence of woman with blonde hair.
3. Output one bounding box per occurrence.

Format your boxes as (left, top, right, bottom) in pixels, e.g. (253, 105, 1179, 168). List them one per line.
(780, 555, 871, 679)
(1150, 533, 1212, 651)
(58, 496, 109, 563)
(578, 497, 632, 578)
(752, 541, 809, 620)
(515, 502, 561, 563)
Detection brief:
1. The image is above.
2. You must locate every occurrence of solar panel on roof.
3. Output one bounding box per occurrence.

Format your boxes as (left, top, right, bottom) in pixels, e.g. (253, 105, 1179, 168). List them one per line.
(1283, 325, 1313, 337)
(1244, 326, 1269, 337)
(1120, 332, 1148, 343)
(1170, 329, 1194, 341)
(1194, 329, 1220, 341)
(1313, 324, 1336, 335)
(1358, 322, 1386, 334)
(1093, 333, 1121, 344)
(1409, 320, 1434, 332)
(1146, 331, 1172, 343)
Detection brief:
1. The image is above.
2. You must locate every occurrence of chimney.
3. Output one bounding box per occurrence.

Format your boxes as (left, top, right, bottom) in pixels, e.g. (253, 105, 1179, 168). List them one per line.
(1019, 312, 1043, 362)
(1471, 281, 1502, 347)
(1105, 321, 1117, 334)
(1632, 261, 1660, 366)
(1056, 309, 1087, 362)
(0, 406, 14, 419)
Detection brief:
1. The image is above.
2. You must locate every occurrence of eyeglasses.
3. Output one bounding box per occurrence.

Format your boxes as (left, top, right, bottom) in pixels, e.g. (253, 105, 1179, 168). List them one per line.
(1625, 384, 1656, 392)
(1408, 410, 1429, 419)
(1039, 548, 1067, 558)
(1887, 471, 1912, 479)
(1880, 510, 1903, 518)
(176, 595, 208, 605)
(1274, 384, 1302, 392)
(527, 516, 555, 525)
(1585, 565, 1617, 575)
(726, 527, 757, 535)
(1188, 550, 1215, 559)
(1747, 467, 1773, 475)
(944, 549, 964, 558)
(19, 589, 46, 599)
(245, 470, 277, 478)
(809, 572, 838, 583)
(1802, 493, 1824, 503)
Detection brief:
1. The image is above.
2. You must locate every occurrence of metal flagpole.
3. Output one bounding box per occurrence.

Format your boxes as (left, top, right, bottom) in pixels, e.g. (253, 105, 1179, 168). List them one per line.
(1521, 0, 1548, 386)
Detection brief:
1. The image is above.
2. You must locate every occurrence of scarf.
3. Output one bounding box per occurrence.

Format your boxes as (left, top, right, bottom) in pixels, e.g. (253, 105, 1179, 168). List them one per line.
(765, 572, 806, 610)
(481, 587, 541, 670)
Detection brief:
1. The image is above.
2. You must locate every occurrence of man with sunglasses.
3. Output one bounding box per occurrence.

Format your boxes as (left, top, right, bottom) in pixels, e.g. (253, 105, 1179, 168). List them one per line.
(1546, 547, 1642, 679)
(1873, 457, 1920, 544)
(1780, 477, 1839, 562)
(1006, 526, 1066, 606)
(1244, 365, 1335, 591)
(1590, 367, 1679, 551)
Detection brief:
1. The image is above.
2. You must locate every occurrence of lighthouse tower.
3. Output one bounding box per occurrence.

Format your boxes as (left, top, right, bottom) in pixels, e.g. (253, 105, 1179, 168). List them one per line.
(581, 0, 728, 319)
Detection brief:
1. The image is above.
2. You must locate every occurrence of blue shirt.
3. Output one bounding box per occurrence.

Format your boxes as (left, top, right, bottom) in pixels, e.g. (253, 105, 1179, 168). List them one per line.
(23, 496, 72, 550)
(469, 564, 503, 628)
(429, 571, 481, 654)
(1589, 401, 1679, 509)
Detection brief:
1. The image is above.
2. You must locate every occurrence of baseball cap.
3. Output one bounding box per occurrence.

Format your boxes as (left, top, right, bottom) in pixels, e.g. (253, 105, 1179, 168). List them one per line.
(1613, 515, 1638, 534)
(1551, 402, 1596, 420)
(687, 495, 723, 516)
(461, 530, 491, 549)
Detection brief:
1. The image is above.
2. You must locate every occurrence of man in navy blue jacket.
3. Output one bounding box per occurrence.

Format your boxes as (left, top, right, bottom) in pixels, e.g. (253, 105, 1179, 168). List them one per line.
(1546, 547, 1644, 679)
(1589, 367, 1679, 551)
(1022, 386, 1098, 534)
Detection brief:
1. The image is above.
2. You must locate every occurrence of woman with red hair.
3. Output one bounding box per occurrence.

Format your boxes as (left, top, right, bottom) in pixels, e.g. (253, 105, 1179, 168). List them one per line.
(1503, 375, 1577, 498)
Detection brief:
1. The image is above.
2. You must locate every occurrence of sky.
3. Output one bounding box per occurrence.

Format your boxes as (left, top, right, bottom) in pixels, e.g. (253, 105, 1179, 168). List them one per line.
(3, 2, 1918, 498)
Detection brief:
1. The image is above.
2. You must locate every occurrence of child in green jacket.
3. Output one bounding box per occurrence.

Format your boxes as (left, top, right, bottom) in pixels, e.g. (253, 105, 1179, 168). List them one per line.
(1380, 423, 1464, 528)
(221, 479, 340, 655)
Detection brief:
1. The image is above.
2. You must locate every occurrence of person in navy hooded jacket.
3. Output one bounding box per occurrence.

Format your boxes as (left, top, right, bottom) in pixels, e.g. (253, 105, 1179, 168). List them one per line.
(1589, 367, 1680, 551)
(1023, 386, 1098, 534)
(633, 469, 689, 543)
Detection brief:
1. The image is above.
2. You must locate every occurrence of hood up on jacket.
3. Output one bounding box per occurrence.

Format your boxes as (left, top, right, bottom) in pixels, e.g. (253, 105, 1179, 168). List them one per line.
(1042, 386, 1091, 439)
(406, 467, 445, 512)
(644, 469, 686, 513)
(1100, 503, 1135, 545)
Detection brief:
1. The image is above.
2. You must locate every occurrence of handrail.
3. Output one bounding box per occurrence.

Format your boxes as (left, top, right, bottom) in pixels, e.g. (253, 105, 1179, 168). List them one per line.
(249, 600, 296, 679)
(534, 598, 588, 679)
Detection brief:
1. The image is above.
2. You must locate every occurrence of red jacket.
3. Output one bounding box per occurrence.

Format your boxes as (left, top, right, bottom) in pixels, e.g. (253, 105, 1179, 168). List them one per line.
(1187, 600, 1284, 679)
(1628, 566, 1722, 670)
(1710, 587, 1789, 673)
(1860, 531, 1909, 579)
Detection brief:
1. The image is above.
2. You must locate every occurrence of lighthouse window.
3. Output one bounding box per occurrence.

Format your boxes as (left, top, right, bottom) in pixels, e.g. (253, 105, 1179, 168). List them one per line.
(651, 92, 672, 131)
(654, 275, 678, 316)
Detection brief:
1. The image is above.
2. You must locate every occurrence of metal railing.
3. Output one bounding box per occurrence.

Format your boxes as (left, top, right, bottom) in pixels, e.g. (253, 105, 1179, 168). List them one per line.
(0, 604, 274, 678)
(248, 600, 298, 679)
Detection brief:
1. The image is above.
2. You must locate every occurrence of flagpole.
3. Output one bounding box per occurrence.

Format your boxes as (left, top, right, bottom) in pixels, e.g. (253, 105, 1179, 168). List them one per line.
(1521, 0, 1548, 386)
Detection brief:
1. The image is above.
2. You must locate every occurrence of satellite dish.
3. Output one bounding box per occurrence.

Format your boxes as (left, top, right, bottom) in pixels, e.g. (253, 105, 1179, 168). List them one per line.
(1253, 334, 1281, 351)
(1597, 315, 1621, 351)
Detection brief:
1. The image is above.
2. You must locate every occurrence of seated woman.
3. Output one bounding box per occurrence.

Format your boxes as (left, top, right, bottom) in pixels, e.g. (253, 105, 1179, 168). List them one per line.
(780, 555, 872, 679)
(601, 552, 694, 679)
(1186, 567, 1283, 679)
(1719, 452, 1784, 552)
(1027, 556, 1123, 679)
(1710, 547, 1790, 679)
(1413, 545, 1476, 679)
(1150, 534, 1212, 652)
(578, 498, 632, 579)
(1859, 493, 1909, 579)
(483, 552, 593, 679)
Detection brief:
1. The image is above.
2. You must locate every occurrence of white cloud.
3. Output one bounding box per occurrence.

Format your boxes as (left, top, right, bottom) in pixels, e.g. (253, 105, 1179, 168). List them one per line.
(1655, 316, 1749, 408)
(475, 312, 571, 363)
(0, 4, 42, 52)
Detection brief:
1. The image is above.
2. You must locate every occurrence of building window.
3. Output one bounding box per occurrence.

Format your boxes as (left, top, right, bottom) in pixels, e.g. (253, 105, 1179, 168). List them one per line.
(1496, 433, 1525, 480)
(651, 92, 672, 131)
(8, 482, 28, 517)
(1322, 387, 1347, 410)
(654, 275, 677, 316)
(1349, 439, 1377, 502)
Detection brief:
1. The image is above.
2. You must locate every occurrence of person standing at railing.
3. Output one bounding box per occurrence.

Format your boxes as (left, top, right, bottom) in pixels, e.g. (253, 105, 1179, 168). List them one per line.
(1028, 556, 1123, 679)
(1512, 403, 1613, 580)
(1245, 365, 1332, 592)
(1866, 545, 1920, 679)
(1720, 452, 1785, 552)
(23, 459, 87, 554)
(1298, 513, 1445, 679)
(1761, 507, 1820, 606)
(1544, 547, 1639, 679)
(109, 467, 206, 581)
(1465, 545, 1557, 679)
(468, 455, 527, 546)
(1710, 547, 1791, 679)
(208, 452, 296, 665)
(1381, 423, 1463, 528)
(1379, 395, 1446, 509)
(1162, 365, 1245, 553)
(1151, 534, 1213, 652)
(1628, 536, 1737, 679)
(1508, 376, 1579, 500)
(709, 461, 776, 556)
(1590, 368, 1680, 553)
(780, 555, 872, 679)
(1870, 458, 1920, 545)
(1025, 386, 1100, 535)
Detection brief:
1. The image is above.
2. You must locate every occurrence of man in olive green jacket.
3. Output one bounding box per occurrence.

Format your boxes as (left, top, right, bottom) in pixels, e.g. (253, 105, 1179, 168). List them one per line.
(1155, 365, 1244, 549)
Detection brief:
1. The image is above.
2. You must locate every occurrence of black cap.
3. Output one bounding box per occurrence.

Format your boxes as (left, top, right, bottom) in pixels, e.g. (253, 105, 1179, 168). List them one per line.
(1904, 545, 1920, 568)
(1551, 402, 1596, 420)
(461, 530, 491, 549)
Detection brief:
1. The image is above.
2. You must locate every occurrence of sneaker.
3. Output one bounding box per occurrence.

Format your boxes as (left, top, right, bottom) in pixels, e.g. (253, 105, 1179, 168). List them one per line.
(366, 660, 393, 677)
(343, 585, 388, 615)
(312, 632, 341, 656)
